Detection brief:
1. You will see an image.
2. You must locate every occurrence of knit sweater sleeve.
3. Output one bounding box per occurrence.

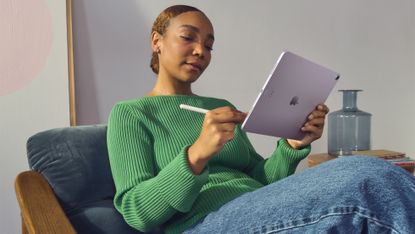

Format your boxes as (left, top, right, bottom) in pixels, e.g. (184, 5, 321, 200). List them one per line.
(107, 103, 208, 232)
(240, 129, 311, 185)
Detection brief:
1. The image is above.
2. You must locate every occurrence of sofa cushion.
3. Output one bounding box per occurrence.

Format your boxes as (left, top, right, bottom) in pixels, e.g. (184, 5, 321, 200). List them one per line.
(27, 125, 114, 213)
(26, 125, 156, 233)
(69, 199, 142, 234)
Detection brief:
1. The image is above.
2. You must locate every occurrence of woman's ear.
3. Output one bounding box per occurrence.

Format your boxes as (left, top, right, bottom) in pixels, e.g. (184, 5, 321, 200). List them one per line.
(151, 31, 162, 53)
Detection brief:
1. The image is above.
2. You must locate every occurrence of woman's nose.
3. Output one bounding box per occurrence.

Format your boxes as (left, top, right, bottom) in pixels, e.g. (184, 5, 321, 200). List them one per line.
(192, 43, 206, 58)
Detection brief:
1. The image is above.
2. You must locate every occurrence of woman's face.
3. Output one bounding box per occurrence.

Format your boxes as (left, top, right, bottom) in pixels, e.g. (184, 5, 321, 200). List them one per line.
(154, 11, 214, 83)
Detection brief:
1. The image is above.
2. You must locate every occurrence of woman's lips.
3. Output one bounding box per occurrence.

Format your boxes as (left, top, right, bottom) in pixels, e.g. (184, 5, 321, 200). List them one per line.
(184, 62, 202, 72)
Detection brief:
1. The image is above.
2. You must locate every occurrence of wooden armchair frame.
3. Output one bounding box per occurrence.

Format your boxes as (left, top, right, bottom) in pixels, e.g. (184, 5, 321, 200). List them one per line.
(15, 171, 76, 234)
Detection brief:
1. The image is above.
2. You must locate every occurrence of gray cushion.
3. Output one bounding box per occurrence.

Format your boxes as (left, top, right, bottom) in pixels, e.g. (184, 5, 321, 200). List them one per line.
(26, 125, 148, 233)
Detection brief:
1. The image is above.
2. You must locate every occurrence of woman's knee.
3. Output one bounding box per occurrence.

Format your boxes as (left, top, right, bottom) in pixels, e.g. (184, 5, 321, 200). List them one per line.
(324, 156, 393, 174)
(322, 156, 410, 187)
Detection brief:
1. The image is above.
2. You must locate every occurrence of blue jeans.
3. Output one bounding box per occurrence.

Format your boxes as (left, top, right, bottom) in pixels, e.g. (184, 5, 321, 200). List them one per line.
(184, 156, 415, 233)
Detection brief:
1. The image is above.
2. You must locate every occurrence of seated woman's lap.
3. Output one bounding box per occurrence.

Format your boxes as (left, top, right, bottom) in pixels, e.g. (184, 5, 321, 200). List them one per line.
(184, 156, 415, 234)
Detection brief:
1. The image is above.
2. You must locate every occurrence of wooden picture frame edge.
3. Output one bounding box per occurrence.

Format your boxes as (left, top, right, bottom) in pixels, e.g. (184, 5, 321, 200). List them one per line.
(66, 0, 76, 126)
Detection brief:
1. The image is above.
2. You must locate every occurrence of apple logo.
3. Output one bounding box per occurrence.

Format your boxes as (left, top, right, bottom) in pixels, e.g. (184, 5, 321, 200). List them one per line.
(290, 96, 299, 106)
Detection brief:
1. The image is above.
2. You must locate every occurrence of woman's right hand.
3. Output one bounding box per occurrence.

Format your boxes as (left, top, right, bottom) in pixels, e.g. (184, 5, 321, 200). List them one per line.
(187, 106, 247, 174)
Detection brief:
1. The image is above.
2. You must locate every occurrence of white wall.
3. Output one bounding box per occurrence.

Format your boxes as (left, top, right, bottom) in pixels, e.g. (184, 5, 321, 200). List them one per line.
(74, 0, 415, 165)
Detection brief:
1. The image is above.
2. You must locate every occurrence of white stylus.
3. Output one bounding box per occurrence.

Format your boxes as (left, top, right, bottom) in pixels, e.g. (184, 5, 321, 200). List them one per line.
(179, 104, 209, 114)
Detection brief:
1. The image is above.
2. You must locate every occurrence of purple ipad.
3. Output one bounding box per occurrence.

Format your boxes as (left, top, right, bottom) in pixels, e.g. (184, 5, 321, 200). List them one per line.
(241, 51, 339, 140)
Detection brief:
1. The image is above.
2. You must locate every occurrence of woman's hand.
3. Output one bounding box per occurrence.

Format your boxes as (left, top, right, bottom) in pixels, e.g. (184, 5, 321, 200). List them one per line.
(188, 106, 247, 174)
(287, 104, 329, 149)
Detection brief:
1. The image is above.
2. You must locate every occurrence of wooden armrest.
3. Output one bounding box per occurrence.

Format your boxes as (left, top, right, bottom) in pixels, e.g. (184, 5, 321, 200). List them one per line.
(15, 171, 76, 234)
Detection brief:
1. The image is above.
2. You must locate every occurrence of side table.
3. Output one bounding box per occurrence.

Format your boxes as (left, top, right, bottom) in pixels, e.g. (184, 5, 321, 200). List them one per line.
(307, 153, 336, 167)
(308, 153, 415, 175)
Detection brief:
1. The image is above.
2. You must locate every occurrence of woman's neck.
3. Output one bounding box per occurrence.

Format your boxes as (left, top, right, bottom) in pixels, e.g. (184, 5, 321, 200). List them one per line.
(148, 74, 194, 96)
(147, 89, 195, 96)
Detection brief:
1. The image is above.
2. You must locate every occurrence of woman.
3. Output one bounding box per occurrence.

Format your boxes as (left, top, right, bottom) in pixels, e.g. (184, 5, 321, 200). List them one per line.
(107, 5, 415, 234)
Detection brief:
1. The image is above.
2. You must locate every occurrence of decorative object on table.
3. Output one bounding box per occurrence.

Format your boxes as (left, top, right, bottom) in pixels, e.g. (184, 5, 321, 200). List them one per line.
(308, 150, 415, 175)
(386, 157, 415, 173)
(352, 149, 405, 159)
(327, 90, 372, 156)
(357, 149, 415, 174)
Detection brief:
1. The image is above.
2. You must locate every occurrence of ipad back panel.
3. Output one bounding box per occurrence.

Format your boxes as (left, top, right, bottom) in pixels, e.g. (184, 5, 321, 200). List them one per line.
(241, 51, 339, 139)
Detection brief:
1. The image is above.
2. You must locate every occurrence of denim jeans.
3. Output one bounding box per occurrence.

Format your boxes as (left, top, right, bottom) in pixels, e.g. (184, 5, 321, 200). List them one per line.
(184, 156, 415, 234)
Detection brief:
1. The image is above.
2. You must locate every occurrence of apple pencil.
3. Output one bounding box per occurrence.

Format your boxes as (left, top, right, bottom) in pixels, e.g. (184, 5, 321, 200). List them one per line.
(179, 104, 209, 114)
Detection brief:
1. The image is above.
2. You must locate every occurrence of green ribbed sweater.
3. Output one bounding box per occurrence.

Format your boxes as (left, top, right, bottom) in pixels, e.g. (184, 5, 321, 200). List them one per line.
(107, 95, 311, 234)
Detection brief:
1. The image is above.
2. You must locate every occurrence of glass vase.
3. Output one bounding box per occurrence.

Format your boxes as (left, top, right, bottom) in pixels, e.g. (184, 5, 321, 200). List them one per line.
(327, 90, 371, 156)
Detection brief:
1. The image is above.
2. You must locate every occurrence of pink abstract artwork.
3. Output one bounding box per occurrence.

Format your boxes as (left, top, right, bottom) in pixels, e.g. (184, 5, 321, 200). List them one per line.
(0, 0, 53, 96)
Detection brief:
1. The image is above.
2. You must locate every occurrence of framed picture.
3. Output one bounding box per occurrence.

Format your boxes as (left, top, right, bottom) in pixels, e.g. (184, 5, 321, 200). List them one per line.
(0, 0, 76, 126)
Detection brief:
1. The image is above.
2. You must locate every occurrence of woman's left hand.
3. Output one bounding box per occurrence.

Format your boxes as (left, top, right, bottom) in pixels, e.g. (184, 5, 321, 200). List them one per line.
(287, 104, 329, 149)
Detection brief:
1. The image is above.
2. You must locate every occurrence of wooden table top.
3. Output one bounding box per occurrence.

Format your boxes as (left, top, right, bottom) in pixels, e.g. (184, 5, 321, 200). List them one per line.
(307, 153, 336, 167)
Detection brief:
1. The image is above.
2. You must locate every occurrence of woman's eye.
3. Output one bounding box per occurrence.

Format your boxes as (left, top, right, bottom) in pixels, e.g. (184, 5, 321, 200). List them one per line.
(205, 46, 213, 51)
(181, 36, 193, 41)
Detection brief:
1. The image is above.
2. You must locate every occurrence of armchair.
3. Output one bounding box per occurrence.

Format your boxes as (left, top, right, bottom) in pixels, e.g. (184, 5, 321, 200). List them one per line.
(14, 125, 160, 234)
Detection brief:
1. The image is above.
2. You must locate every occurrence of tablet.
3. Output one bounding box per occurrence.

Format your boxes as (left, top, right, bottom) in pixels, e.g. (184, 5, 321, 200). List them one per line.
(241, 51, 339, 140)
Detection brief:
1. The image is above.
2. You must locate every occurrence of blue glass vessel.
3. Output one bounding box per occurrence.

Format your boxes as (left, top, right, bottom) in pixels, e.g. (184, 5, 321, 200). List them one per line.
(327, 90, 371, 156)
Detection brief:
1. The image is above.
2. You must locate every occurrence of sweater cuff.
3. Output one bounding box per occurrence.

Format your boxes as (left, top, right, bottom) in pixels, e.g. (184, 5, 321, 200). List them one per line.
(156, 145, 209, 212)
(277, 138, 311, 162)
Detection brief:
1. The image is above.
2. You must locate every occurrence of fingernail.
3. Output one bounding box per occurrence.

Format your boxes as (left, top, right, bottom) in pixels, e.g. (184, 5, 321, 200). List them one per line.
(308, 115, 313, 120)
